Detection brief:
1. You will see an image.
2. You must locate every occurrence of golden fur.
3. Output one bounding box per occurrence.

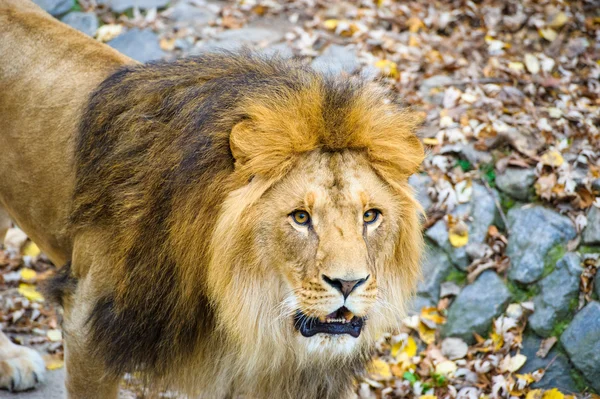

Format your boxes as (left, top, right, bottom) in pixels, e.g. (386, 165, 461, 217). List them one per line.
(0, 1, 425, 397)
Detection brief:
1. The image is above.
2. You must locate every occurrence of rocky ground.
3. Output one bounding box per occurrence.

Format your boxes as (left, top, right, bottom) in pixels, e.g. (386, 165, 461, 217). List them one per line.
(1, 0, 599, 398)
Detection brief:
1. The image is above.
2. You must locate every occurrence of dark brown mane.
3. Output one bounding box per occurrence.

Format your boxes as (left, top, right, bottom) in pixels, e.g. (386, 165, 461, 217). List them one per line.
(70, 50, 423, 385)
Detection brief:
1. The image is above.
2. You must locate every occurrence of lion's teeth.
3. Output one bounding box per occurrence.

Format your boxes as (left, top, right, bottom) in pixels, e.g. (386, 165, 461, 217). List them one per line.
(318, 316, 327, 323)
(343, 310, 354, 322)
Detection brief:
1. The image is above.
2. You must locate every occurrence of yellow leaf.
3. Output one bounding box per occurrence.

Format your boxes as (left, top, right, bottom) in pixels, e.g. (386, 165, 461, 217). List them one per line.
(408, 35, 419, 47)
(435, 360, 457, 377)
(539, 28, 557, 41)
(18, 284, 44, 302)
(509, 62, 525, 72)
(418, 322, 436, 345)
(423, 138, 439, 145)
(491, 331, 504, 350)
(95, 24, 123, 42)
(419, 395, 437, 399)
(548, 12, 568, 29)
(392, 336, 417, 359)
(407, 17, 424, 33)
(542, 389, 564, 399)
(20, 268, 37, 281)
(540, 150, 564, 167)
(420, 307, 446, 325)
(526, 390, 543, 399)
(508, 354, 527, 372)
(448, 223, 469, 248)
(46, 359, 64, 370)
(374, 59, 399, 78)
(323, 19, 339, 30)
(369, 358, 392, 380)
(22, 241, 40, 258)
(47, 329, 62, 342)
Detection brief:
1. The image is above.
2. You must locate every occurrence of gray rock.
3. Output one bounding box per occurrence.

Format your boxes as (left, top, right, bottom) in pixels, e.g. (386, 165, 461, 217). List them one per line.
(592, 178, 600, 192)
(311, 44, 361, 75)
(416, 245, 453, 303)
(102, 0, 169, 13)
(460, 143, 493, 166)
(108, 28, 165, 63)
(560, 301, 600, 392)
(495, 168, 536, 201)
(425, 182, 499, 270)
(261, 43, 294, 58)
(582, 206, 600, 245)
(529, 253, 582, 337)
(32, 0, 73, 16)
(441, 271, 511, 344)
(61, 12, 98, 37)
(506, 206, 576, 284)
(164, 2, 216, 25)
(425, 219, 469, 270)
(519, 334, 579, 392)
(408, 173, 432, 211)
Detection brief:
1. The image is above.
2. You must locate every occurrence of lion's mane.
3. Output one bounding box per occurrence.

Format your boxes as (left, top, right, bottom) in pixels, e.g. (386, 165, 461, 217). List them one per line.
(69, 51, 424, 397)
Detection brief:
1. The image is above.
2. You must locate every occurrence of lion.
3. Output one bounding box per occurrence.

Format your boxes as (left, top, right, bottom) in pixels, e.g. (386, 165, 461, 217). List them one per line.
(0, 0, 425, 397)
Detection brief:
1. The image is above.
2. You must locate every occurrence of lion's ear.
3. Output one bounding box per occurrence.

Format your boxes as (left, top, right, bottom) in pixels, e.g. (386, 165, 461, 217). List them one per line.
(230, 121, 252, 167)
(229, 120, 297, 178)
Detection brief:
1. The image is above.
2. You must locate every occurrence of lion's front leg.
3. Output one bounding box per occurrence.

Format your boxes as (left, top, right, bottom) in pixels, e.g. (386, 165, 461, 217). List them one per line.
(0, 329, 46, 392)
(60, 268, 120, 399)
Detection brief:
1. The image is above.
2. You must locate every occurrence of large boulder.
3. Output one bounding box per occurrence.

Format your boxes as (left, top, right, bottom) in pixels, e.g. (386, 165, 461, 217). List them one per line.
(518, 334, 579, 392)
(416, 245, 453, 303)
(560, 301, 600, 392)
(506, 206, 576, 284)
(100, 0, 169, 13)
(441, 271, 511, 344)
(582, 206, 600, 245)
(108, 29, 165, 63)
(61, 12, 98, 37)
(495, 167, 535, 200)
(32, 0, 73, 16)
(408, 173, 433, 211)
(529, 253, 582, 337)
(425, 182, 499, 270)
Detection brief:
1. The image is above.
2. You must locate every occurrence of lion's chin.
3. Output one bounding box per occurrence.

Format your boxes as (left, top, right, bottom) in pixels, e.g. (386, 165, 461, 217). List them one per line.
(297, 331, 361, 357)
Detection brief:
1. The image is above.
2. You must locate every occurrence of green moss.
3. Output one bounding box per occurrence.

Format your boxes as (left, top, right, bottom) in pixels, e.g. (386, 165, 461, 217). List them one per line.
(444, 268, 467, 286)
(570, 367, 591, 393)
(579, 245, 600, 254)
(480, 163, 496, 188)
(507, 281, 539, 303)
(70, 2, 82, 12)
(457, 159, 473, 172)
(543, 245, 566, 278)
(499, 192, 516, 213)
(569, 297, 579, 312)
(550, 320, 570, 338)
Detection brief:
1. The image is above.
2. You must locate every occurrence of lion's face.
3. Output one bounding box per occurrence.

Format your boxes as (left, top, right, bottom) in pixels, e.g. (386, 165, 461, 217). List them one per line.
(234, 149, 417, 359)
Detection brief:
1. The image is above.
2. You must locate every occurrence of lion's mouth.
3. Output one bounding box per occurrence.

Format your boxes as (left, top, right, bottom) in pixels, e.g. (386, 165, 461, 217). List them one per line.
(294, 307, 364, 338)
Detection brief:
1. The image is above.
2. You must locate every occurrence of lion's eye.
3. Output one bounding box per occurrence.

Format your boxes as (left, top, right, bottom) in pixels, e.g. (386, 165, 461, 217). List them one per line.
(363, 209, 380, 224)
(290, 210, 311, 226)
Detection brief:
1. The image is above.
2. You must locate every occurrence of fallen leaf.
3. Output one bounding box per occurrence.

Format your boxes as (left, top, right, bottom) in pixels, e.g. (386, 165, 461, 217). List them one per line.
(542, 389, 564, 399)
(392, 336, 418, 358)
(539, 28, 558, 42)
(525, 54, 540, 74)
(47, 329, 62, 342)
(20, 268, 37, 281)
(435, 360, 457, 377)
(536, 337, 557, 358)
(508, 354, 527, 372)
(46, 359, 64, 370)
(22, 241, 40, 258)
(95, 24, 123, 42)
(369, 358, 392, 380)
(527, 390, 543, 399)
(374, 60, 399, 78)
(418, 322, 436, 345)
(18, 283, 45, 302)
(540, 150, 564, 167)
(548, 12, 569, 29)
(448, 220, 469, 248)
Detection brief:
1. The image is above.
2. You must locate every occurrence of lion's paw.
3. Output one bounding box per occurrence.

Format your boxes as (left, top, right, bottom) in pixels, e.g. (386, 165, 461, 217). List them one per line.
(0, 343, 46, 391)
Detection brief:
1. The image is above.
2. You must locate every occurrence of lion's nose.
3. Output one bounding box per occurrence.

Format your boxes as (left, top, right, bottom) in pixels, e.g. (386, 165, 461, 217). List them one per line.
(322, 275, 369, 299)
